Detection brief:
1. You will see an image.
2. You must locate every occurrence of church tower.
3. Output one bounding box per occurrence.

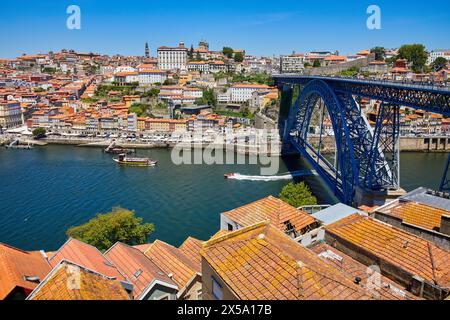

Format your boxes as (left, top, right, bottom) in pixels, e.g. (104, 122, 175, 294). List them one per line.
(145, 42, 150, 58)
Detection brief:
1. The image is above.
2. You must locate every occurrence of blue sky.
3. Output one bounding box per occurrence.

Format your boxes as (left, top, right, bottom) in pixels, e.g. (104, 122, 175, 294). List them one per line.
(1, 0, 449, 58)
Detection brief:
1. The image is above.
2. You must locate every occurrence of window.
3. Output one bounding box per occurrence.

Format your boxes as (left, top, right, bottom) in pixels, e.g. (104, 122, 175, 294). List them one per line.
(212, 276, 223, 300)
(227, 223, 234, 231)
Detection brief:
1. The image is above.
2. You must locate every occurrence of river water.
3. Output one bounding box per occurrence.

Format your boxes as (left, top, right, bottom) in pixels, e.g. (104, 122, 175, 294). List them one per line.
(0, 145, 446, 250)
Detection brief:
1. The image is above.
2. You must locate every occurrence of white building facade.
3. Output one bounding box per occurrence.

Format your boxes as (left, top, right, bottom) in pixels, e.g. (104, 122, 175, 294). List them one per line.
(157, 43, 188, 71)
(229, 84, 271, 103)
(138, 70, 167, 85)
(428, 49, 450, 65)
(281, 54, 305, 73)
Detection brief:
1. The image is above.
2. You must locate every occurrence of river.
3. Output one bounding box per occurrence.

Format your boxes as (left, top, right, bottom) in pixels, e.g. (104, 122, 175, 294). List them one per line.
(0, 145, 446, 251)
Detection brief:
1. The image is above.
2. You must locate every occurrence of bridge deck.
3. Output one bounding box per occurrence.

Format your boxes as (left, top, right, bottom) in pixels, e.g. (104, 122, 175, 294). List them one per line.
(274, 75, 450, 116)
(274, 75, 450, 94)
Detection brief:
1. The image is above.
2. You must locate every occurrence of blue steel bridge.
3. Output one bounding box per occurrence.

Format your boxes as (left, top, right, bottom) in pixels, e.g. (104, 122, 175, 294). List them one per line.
(273, 75, 450, 206)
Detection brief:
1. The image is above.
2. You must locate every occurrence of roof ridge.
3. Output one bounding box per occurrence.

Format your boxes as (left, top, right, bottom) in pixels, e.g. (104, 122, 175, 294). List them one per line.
(202, 221, 270, 249)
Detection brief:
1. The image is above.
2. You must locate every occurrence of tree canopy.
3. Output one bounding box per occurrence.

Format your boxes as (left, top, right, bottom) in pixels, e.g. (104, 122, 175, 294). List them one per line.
(222, 47, 234, 59)
(313, 59, 321, 68)
(397, 44, 428, 72)
(32, 127, 46, 138)
(370, 47, 386, 61)
(432, 57, 448, 71)
(234, 52, 244, 63)
(129, 103, 151, 117)
(66, 207, 154, 252)
(279, 182, 318, 208)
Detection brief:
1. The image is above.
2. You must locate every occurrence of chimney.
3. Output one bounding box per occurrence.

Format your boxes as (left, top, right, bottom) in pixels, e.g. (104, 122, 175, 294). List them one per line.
(440, 215, 450, 235)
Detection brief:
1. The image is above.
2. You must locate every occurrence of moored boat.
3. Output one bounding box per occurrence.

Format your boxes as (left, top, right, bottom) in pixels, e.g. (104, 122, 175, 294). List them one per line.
(113, 154, 157, 167)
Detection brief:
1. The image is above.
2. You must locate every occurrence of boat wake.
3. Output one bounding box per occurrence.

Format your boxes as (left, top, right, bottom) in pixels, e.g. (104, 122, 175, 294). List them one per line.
(227, 170, 317, 182)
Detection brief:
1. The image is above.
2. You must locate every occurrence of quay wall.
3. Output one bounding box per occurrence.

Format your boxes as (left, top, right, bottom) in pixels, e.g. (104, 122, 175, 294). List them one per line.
(41, 138, 282, 156)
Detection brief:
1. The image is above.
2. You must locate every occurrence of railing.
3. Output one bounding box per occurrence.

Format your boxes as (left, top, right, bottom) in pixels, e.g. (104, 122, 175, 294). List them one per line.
(274, 74, 450, 92)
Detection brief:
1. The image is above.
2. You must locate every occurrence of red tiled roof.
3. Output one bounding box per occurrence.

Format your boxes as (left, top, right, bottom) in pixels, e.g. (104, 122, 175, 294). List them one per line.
(0, 243, 51, 300)
(179, 237, 203, 270)
(27, 261, 130, 300)
(143, 240, 200, 290)
(381, 202, 448, 232)
(201, 222, 371, 300)
(325, 214, 450, 288)
(105, 242, 177, 299)
(222, 196, 317, 234)
(49, 238, 125, 281)
(310, 242, 418, 300)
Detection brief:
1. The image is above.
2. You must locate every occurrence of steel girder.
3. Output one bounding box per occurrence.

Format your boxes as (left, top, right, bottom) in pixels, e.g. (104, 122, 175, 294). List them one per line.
(286, 80, 395, 204)
(440, 153, 450, 193)
(274, 76, 450, 116)
(333, 82, 450, 116)
(365, 104, 400, 189)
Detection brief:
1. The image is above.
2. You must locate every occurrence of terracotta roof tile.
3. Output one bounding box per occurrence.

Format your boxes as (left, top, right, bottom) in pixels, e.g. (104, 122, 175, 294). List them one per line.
(143, 240, 200, 290)
(105, 242, 177, 299)
(201, 222, 370, 300)
(0, 243, 51, 300)
(310, 242, 418, 300)
(223, 196, 317, 235)
(386, 202, 447, 232)
(27, 261, 130, 300)
(49, 238, 125, 281)
(325, 214, 450, 288)
(179, 237, 203, 270)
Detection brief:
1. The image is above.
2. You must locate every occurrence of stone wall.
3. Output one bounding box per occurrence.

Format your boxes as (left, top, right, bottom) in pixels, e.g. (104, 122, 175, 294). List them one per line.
(302, 54, 376, 76)
(254, 112, 277, 130)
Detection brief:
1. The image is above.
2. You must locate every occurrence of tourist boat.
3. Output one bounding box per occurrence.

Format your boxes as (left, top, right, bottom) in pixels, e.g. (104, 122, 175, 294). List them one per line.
(224, 173, 235, 179)
(113, 154, 157, 167)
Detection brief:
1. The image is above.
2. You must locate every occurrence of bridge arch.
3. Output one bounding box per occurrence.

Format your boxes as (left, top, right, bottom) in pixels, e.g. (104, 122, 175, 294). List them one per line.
(286, 80, 392, 204)
(287, 80, 357, 203)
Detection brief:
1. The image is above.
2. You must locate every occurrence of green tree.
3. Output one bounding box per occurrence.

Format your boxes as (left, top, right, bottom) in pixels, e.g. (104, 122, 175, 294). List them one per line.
(141, 88, 160, 99)
(202, 88, 217, 108)
(223, 47, 234, 59)
(279, 182, 318, 208)
(340, 66, 360, 77)
(313, 59, 321, 68)
(397, 44, 428, 72)
(189, 45, 194, 59)
(234, 52, 244, 63)
(129, 103, 150, 117)
(432, 57, 448, 71)
(32, 127, 46, 138)
(370, 47, 386, 61)
(66, 207, 154, 252)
